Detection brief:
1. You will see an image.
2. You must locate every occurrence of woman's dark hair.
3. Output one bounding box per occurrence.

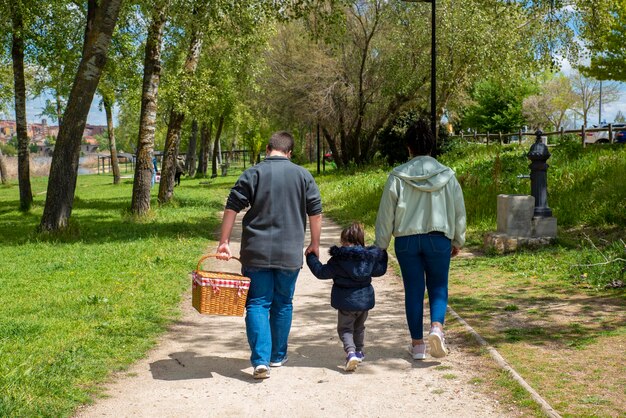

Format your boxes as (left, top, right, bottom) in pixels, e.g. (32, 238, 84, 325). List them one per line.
(405, 119, 434, 156)
(341, 222, 365, 246)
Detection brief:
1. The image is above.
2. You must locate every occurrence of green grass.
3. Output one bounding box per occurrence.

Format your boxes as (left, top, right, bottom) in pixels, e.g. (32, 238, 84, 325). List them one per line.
(0, 173, 235, 417)
(494, 370, 543, 412)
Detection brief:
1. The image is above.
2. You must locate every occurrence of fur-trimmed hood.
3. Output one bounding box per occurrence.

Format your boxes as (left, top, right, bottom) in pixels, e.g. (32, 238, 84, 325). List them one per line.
(329, 245, 385, 260)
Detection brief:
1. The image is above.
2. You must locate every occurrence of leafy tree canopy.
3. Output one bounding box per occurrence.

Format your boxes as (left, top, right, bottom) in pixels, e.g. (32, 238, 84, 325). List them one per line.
(522, 73, 576, 130)
(459, 78, 538, 134)
(577, 0, 626, 82)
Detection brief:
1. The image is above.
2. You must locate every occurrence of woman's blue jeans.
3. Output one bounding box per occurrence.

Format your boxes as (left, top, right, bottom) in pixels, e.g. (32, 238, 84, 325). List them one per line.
(395, 234, 451, 340)
(242, 267, 299, 367)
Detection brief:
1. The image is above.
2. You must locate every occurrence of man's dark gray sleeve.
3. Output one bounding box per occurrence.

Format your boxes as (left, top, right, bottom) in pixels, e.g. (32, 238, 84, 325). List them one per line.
(225, 170, 254, 212)
(305, 174, 322, 216)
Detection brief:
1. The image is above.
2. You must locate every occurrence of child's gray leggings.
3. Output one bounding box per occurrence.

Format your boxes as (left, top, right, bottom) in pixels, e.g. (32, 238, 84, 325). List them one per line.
(337, 309, 369, 353)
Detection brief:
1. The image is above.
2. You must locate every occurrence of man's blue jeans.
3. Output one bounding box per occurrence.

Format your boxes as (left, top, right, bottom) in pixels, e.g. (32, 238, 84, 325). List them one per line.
(242, 267, 299, 367)
(394, 234, 451, 340)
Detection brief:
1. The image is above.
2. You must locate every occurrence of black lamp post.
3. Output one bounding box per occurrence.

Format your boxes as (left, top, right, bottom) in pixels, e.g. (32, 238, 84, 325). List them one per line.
(402, 0, 436, 148)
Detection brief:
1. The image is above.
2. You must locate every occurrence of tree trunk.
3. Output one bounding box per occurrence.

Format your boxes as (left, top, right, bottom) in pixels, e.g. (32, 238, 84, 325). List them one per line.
(0, 148, 8, 184)
(158, 30, 203, 204)
(218, 137, 223, 165)
(104, 98, 120, 184)
(39, 0, 122, 231)
(10, 2, 33, 211)
(56, 89, 63, 125)
(197, 121, 211, 176)
(185, 119, 198, 177)
(130, 4, 167, 216)
(211, 115, 225, 178)
(322, 126, 343, 169)
(339, 130, 350, 167)
(158, 109, 185, 203)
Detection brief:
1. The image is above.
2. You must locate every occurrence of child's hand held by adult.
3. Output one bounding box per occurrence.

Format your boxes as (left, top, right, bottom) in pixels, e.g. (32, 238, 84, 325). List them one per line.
(304, 243, 319, 258)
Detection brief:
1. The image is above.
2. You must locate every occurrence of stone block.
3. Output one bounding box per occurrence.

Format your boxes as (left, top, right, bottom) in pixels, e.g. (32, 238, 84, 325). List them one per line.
(497, 194, 535, 237)
(532, 216, 557, 238)
(484, 232, 556, 254)
(484, 232, 519, 253)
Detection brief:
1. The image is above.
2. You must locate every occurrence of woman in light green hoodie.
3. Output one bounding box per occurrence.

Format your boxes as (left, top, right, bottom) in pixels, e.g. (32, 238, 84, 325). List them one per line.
(374, 119, 466, 360)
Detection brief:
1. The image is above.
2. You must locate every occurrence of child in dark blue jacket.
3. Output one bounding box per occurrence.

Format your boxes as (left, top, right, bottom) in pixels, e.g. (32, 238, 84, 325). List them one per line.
(306, 222, 388, 371)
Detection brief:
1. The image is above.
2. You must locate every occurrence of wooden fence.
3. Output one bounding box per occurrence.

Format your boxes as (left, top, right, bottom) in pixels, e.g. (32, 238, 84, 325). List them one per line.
(448, 124, 624, 147)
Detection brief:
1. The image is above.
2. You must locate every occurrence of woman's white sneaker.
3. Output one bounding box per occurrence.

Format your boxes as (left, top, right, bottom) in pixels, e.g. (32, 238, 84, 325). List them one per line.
(428, 327, 448, 358)
(408, 343, 427, 360)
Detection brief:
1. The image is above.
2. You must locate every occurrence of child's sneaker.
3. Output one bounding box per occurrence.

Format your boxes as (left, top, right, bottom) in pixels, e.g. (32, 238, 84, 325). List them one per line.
(269, 356, 288, 367)
(408, 343, 426, 360)
(428, 326, 448, 358)
(345, 352, 359, 371)
(253, 364, 270, 379)
(355, 351, 365, 362)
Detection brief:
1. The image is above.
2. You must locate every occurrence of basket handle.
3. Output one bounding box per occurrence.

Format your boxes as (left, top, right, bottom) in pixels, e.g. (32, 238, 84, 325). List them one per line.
(196, 253, 241, 272)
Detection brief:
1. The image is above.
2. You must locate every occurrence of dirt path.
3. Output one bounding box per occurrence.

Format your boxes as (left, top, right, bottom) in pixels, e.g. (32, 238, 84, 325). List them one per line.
(76, 215, 507, 418)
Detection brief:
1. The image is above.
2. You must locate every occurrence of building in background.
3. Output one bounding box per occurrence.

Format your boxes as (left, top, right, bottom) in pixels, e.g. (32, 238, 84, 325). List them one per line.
(0, 119, 105, 154)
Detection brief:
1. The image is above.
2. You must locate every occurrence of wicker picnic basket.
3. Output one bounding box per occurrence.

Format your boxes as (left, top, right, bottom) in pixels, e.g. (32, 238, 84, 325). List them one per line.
(192, 254, 250, 316)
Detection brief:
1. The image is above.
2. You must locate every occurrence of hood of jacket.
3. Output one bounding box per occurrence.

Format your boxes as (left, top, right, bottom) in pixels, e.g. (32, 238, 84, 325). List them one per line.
(391, 155, 455, 192)
(328, 245, 385, 282)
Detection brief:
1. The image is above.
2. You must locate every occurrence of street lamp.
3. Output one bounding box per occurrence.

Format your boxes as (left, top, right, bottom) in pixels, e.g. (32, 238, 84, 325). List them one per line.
(402, 0, 437, 151)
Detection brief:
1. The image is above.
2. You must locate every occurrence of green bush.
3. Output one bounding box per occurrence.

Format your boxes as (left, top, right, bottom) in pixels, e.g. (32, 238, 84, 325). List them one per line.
(376, 111, 413, 166)
(1, 143, 16, 156)
(551, 133, 580, 146)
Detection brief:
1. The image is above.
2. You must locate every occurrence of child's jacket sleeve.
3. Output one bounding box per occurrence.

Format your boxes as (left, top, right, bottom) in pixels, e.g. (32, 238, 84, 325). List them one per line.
(306, 253, 336, 280)
(371, 249, 388, 277)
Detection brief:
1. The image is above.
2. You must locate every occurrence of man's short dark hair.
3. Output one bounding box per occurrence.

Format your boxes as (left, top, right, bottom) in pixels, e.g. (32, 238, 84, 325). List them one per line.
(268, 131, 295, 154)
(405, 119, 434, 156)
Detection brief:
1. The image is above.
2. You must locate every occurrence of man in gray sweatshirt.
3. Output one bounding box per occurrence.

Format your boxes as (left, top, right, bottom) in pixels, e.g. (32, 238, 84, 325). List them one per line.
(217, 131, 322, 379)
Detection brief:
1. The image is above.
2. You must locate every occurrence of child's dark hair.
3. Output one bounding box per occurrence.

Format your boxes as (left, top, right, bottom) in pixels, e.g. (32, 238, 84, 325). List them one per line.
(405, 118, 434, 156)
(341, 222, 365, 246)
